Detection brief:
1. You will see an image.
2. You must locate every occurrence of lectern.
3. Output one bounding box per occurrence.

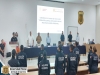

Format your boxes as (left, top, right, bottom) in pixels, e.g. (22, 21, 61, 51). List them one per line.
(9, 42, 19, 52)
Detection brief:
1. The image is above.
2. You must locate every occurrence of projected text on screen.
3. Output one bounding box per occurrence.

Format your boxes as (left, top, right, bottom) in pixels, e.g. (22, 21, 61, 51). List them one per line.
(37, 5, 64, 33)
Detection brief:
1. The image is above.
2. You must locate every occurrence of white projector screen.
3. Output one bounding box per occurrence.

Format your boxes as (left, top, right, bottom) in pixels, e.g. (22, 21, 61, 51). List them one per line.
(37, 5, 64, 33)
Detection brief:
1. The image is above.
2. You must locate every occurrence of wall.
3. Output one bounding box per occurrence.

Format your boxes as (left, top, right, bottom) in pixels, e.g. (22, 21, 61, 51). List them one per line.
(0, 0, 96, 52)
(96, 5, 100, 43)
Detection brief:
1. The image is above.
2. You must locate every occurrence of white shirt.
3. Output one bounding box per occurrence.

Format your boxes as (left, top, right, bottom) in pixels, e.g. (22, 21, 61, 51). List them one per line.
(28, 35, 34, 46)
(46, 37, 51, 43)
(76, 35, 80, 42)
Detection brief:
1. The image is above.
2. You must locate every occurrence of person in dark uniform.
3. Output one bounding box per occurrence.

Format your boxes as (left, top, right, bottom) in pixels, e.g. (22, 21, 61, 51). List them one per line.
(0, 39, 5, 57)
(88, 46, 93, 65)
(16, 45, 27, 67)
(8, 49, 19, 67)
(67, 45, 78, 75)
(11, 32, 18, 42)
(60, 31, 65, 46)
(55, 45, 66, 75)
(89, 46, 98, 74)
(39, 51, 50, 75)
(38, 44, 47, 67)
(73, 42, 80, 65)
(68, 31, 72, 45)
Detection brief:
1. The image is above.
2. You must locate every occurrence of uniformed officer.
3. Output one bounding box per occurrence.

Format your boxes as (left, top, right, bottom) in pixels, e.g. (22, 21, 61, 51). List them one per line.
(8, 49, 19, 67)
(73, 42, 80, 64)
(55, 45, 66, 75)
(11, 32, 18, 42)
(67, 45, 78, 75)
(38, 44, 47, 67)
(39, 51, 50, 75)
(16, 45, 27, 67)
(88, 46, 93, 65)
(0, 39, 5, 57)
(89, 46, 98, 74)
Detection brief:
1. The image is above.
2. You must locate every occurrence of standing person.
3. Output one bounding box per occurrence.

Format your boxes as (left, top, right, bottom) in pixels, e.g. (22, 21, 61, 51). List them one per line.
(46, 33, 51, 46)
(60, 31, 65, 46)
(27, 31, 34, 47)
(11, 32, 18, 42)
(0, 39, 5, 57)
(55, 45, 66, 75)
(67, 45, 78, 75)
(8, 49, 19, 67)
(16, 45, 27, 67)
(38, 44, 47, 67)
(76, 33, 80, 45)
(36, 33, 42, 46)
(68, 31, 72, 45)
(39, 51, 50, 75)
(89, 46, 98, 74)
(73, 42, 80, 65)
(88, 46, 93, 65)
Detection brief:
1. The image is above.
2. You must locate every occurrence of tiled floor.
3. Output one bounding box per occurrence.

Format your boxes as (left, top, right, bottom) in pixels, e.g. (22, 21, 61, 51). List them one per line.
(4, 54, 88, 66)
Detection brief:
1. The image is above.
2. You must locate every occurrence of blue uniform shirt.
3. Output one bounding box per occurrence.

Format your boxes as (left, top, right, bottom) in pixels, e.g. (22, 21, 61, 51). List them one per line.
(60, 34, 65, 41)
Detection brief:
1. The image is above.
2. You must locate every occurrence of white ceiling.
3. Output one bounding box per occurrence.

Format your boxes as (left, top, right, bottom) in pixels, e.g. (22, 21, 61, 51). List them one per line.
(51, 0, 100, 5)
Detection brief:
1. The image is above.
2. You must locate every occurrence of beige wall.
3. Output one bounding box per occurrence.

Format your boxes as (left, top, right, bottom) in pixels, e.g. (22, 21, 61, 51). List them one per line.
(96, 5, 100, 43)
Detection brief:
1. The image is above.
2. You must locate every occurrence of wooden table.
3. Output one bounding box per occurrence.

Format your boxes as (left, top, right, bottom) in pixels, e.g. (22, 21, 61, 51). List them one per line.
(28, 61, 87, 72)
(85, 73, 100, 75)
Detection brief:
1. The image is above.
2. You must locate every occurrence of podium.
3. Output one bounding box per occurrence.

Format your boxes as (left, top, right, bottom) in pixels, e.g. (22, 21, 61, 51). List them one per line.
(9, 42, 19, 52)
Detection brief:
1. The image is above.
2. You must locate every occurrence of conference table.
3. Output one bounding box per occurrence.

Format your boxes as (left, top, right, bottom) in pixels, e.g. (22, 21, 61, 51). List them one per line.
(86, 73, 100, 75)
(24, 46, 86, 58)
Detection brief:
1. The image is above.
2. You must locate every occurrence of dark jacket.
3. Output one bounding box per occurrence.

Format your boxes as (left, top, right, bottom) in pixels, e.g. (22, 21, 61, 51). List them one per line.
(68, 34, 72, 42)
(38, 50, 47, 67)
(11, 37, 18, 42)
(89, 53, 98, 73)
(60, 34, 65, 41)
(8, 57, 19, 67)
(67, 52, 78, 75)
(16, 51, 27, 67)
(73, 47, 80, 62)
(39, 59, 50, 75)
(55, 51, 66, 74)
(88, 50, 93, 64)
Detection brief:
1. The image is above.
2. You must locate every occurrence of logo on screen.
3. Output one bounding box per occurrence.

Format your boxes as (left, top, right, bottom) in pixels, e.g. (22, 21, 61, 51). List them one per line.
(53, 9, 63, 13)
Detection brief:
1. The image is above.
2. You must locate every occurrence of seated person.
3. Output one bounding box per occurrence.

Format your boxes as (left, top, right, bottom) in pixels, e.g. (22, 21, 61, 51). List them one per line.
(0, 39, 5, 57)
(11, 32, 18, 42)
(91, 39, 95, 44)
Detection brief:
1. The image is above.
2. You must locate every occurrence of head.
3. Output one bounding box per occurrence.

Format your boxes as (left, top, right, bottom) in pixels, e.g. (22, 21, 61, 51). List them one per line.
(77, 33, 79, 36)
(20, 45, 24, 51)
(41, 44, 44, 50)
(30, 31, 32, 36)
(57, 45, 62, 52)
(74, 42, 78, 47)
(1, 39, 4, 44)
(92, 39, 94, 42)
(12, 32, 15, 37)
(69, 45, 74, 52)
(47, 33, 49, 37)
(89, 46, 92, 50)
(62, 31, 63, 34)
(58, 41, 61, 46)
(70, 31, 71, 34)
(15, 32, 18, 37)
(12, 49, 16, 58)
(88, 39, 90, 42)
(93, 46, 97, 53)
(38, 33, 40, 36)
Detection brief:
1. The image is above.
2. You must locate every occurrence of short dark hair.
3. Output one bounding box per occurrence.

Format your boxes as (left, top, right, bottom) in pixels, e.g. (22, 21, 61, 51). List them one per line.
(41, 44, 44, 49)
(75, 42, 78, 46)
(93, 46, 97, 53)
(70, 45, 74, 50)
(20, 45, 24, 51)
(12, 49, 16, 57)
(90, 46, 92, 49)
(58, 41, 61, 45)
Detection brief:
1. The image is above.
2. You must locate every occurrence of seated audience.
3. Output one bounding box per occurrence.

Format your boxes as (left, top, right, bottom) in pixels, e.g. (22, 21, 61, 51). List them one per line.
(11, 32, 18, 42)
(0, 39, 5, 57)
(36, 33, 42, 46)
(8, 49, 19, 67)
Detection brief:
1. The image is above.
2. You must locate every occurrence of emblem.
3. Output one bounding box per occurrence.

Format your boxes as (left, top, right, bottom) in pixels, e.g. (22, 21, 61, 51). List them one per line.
(78, 11, 84, 25)
(2, 66, 9, 74)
